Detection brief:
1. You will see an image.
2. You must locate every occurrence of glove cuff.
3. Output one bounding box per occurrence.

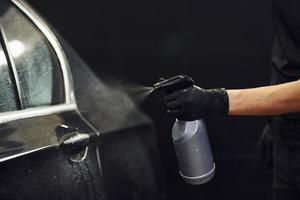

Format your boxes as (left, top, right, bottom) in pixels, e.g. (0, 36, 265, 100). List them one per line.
(210, 88, 229, 117)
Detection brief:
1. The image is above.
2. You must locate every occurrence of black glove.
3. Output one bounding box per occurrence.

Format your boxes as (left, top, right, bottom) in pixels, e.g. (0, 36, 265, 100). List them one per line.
(258, 124, 274, 168)
(165, 86, 229, 121)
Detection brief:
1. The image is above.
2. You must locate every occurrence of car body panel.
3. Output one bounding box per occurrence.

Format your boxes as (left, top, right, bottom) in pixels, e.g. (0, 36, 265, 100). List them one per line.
(0, 0, 164, 200)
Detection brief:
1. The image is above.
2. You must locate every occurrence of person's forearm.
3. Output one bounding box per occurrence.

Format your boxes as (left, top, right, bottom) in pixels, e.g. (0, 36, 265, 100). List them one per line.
(227, 80, 300, 116)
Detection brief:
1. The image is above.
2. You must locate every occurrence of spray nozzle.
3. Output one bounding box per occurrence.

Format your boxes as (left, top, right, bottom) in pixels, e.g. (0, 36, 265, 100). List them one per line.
(153, 75, 194, 93)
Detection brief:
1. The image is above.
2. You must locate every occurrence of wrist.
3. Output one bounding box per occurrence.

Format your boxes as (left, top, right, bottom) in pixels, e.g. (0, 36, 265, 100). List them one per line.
(209, 88, 229, 116)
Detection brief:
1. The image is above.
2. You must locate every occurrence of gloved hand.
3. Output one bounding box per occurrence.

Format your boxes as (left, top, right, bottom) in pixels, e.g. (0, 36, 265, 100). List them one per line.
(165, 85, 229, 121)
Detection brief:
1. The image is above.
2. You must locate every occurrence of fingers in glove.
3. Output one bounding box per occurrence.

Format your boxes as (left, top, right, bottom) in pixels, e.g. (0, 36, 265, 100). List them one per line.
(166, 109, 183, 117)
(165, 89, 188, 102)
(166, 100, 181, 110)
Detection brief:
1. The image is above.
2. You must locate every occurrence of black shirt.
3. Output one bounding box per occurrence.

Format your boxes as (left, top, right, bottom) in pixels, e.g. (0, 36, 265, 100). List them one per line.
(271, 0, 300, 145)
(271, 0, 300, 84)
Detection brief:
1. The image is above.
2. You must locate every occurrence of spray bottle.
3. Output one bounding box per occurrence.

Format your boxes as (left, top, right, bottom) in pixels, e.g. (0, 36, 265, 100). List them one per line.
(153, 75, 215, 185)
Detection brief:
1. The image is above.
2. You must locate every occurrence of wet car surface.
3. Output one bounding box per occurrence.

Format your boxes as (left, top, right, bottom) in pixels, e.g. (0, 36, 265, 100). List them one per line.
(0, 1, 164, 199)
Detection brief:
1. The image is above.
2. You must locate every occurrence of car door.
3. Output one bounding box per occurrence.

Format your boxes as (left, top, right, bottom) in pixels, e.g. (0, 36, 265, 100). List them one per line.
(0, 1, 106, 199)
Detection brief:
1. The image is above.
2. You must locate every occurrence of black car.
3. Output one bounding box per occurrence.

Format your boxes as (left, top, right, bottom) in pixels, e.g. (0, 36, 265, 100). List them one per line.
(0, 0, 164, 199)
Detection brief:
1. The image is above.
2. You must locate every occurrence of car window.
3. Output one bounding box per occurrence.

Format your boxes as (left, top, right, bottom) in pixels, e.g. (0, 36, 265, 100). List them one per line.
(0, 40, 18, 112)
(0, 0, 64, 109)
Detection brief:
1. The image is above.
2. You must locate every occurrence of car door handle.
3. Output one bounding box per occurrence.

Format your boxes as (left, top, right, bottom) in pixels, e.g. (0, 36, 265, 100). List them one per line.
(57, 125, 90, 161)
(59, 131, 89, 153)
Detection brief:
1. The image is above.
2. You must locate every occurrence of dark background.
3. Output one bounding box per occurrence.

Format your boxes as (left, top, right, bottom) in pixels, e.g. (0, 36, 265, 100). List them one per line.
(27, 0, 273, 199)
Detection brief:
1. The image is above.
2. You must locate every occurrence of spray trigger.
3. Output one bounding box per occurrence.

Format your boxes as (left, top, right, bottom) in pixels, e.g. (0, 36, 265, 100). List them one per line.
(153, 75, 194, 93)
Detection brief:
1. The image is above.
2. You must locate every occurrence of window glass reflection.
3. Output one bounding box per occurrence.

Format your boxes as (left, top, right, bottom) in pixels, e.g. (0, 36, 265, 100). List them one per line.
(0, 1, 64, 108)
(0, 42, 18, 112)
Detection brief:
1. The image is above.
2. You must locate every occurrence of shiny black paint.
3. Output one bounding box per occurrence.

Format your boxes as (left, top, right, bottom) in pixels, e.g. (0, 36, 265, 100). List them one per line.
(0, 102, 163, 200)
(0, 1, 164, 199)
(0, 111, 104, 200)
(60, 35, 165, 200)
(0, 25, 164, 200)
(100, 125, 163, 200)
(0, 143, 105, 200)
(0, 111, 96, 162)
